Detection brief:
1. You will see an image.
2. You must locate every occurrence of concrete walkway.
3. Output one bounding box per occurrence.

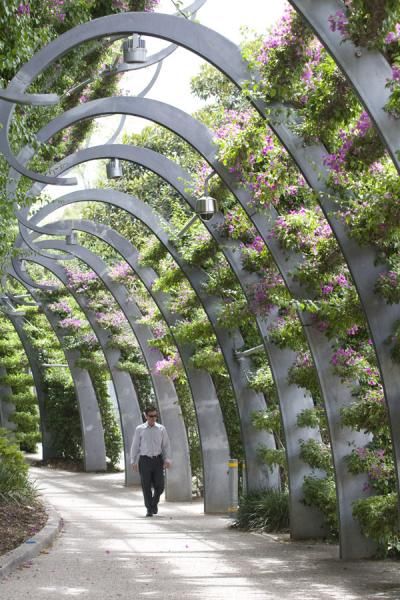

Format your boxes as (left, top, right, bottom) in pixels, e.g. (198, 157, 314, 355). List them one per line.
(1, 466, 400, 599)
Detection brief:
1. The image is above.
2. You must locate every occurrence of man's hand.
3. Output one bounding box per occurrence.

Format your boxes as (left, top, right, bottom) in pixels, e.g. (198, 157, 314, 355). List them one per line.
(163, 459, 172, 469)
(132, 463, 139, 472)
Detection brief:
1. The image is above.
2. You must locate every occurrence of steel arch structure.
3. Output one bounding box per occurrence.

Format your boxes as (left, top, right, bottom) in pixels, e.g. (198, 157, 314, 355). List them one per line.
(12, 99, 373, 557)
(12, 246, 192, 499)
(22, 188, 280, 495)
(0, 7, 399, 559)
(8, 265, 108, 472)
(27, 144, 328, 540)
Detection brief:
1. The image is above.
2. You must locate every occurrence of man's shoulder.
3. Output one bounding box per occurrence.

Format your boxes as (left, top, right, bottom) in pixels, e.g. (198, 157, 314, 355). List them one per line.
(154, 422, 166, 430)
(135, 423, 147, 431)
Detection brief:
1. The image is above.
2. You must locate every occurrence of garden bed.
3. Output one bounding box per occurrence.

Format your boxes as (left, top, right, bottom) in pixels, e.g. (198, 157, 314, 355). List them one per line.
(0, 501, 47, 557)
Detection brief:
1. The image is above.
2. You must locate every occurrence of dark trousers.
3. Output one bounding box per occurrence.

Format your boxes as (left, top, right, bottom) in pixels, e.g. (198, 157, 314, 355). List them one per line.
(139, 455, 164, 510)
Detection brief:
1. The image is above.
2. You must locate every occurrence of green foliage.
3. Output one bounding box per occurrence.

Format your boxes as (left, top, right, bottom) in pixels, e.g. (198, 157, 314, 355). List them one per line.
(172, 315, 214, 345)
(247, 365, 277, 401)
(302, 476, 338, 538)
(0, 316, 40, 452)
(0, 428, 37, 503)
(297, 408, 322, 430)
(216, 297, 253, 330)
(212, 373, 243, 463)
(288, 360, 322, 404)
(252, 408, 281, 435)
(189, 346, 225, 375)
(341, 395, 388, 437)
(257, 447, 287, 471)
(346, 446, 395, 495)
(299, 439, 333, 473)
(116, 360, 149, 377)
(138, 238, 168, 267)
(43, 368, 83, 462)
(234, 489, 290, 533)
(344, 0, 400, 50)
(352, 493, 400, 557)
(173, 378, 202, 483)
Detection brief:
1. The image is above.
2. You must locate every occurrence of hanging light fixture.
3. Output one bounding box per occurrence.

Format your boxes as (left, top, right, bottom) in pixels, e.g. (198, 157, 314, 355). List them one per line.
(194, 195, 218, 222)
(66, 230, 78, 245)
(106, 158, 123, 179)
(122, 34, 147, 63)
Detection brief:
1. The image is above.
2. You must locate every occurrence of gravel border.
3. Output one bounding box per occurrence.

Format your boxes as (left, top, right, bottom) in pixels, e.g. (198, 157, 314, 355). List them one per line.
(0, 502, 63, 579)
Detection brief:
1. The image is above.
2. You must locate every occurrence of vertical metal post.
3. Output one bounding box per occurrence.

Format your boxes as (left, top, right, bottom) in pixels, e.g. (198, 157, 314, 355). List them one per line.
(228, 458, 239, 516)
(241, 460, 247, 497)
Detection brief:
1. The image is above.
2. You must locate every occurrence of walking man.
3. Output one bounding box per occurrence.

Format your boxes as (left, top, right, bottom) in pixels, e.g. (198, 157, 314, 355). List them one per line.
(131, 405, 172, 517)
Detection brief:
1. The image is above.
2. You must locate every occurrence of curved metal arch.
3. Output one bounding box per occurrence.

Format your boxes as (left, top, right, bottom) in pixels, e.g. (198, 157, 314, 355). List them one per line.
(12, 97, 374, 556)
(8, 264, 107, 472)
(26, 238, 192, 499)
(12, 252, 145, 487)
(7, 14, 399, 519)
(0, 12, 257, 186)
(101, 60, 162, 147)
(288, 0, 400, 175)
(29, 224, 232, 514)
(0, 90, 59, 106)
(62, 0, 207, 91)
(23, 139, 327, 537)
(7, 33, 398, 533)
(63, 46, 170, 102)
(24, 201, 280, 495)
(1, 8, 397, 552)
(285, 1, 400, 510)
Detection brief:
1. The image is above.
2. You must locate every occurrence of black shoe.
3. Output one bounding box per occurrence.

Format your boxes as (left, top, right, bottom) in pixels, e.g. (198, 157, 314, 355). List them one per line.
(146, 511, 153, 517)
(151, 505, 158, 515)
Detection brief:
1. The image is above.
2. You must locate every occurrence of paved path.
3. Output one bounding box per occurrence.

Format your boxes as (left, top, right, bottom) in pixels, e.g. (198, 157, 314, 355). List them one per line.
(1, 466, 400, 599)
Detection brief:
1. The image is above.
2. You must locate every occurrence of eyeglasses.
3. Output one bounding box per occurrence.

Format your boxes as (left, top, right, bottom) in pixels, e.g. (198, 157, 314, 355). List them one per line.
(147, 414, 158, 418)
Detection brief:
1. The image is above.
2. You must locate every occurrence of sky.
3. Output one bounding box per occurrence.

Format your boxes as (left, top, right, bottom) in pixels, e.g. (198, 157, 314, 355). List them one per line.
(46, 0, 287, 196)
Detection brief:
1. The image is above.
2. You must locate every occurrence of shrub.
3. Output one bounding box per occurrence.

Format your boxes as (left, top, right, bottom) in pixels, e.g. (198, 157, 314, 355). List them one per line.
(0, 428, 37, 504)
(352, 493, 400, 558)
(234, 489, 290, 532)
(302, 475, 338, 538)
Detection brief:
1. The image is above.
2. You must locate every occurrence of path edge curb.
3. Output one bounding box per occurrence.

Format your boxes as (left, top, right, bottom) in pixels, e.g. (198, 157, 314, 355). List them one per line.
(0, 501, 63, 579)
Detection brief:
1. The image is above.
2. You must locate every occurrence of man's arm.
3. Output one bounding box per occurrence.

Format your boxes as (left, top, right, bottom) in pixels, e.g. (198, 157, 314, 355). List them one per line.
(131, 427, 141, 471)
(161, 426, 172, 468)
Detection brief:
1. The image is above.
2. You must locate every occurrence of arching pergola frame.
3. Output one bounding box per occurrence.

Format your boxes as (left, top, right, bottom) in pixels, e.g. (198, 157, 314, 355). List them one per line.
(8, 265, 108, 472)
(12, 246, 193, 500)
(13, 101, 374, 557)
(28, 150, 327, 539)
(0, 6, 399, 559)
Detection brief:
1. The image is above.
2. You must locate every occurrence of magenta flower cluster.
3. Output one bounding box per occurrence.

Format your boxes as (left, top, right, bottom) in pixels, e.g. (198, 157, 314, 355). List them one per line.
(81, 332, 98, 349)
(59, 317, 83, 331)
(17, 2, 30, 15)
(328, 10, 349, 37)
(248, 272, 284, 316)
(257, 7, 297, 64)
(65, 267, 98, 293)
(323, 111, 372, 176)
(48, 300, 72, 316)
(385, 24, 400, 44)
(154, 354, 181, 380)
(144, 0, 160, 12)
(48, 0, 65, 22)
(112, 0, 130, 9)
(215, 109, 253, 142)
(320, 273, 350, 296)
(109, 261, 133, 282)
(331, 346, 360, 368)
(95, 310, 126, 331)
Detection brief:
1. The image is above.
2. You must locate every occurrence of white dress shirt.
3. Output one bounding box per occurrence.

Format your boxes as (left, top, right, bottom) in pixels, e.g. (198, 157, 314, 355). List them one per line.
(130, 422, 172, 465)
